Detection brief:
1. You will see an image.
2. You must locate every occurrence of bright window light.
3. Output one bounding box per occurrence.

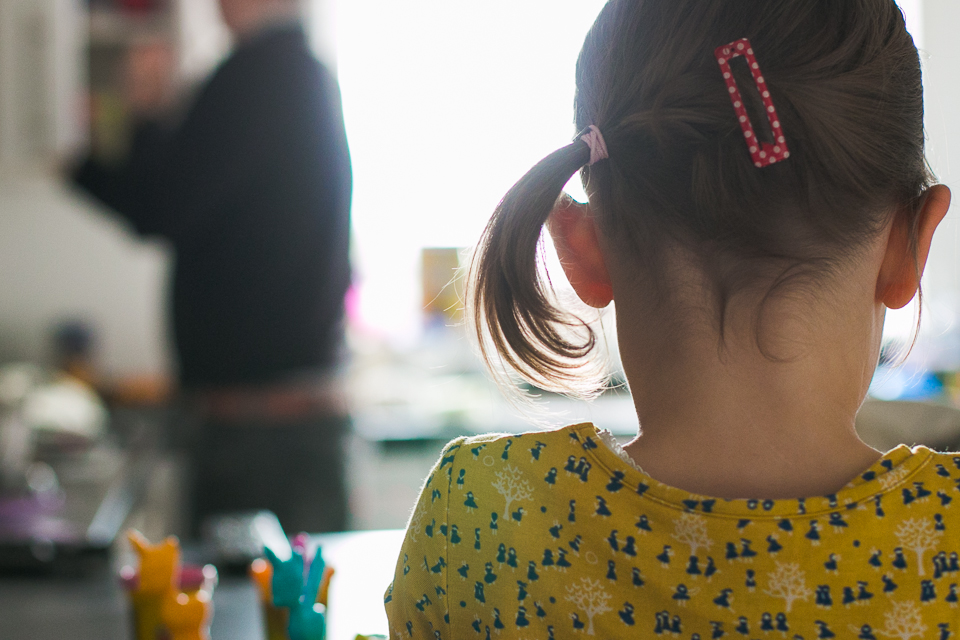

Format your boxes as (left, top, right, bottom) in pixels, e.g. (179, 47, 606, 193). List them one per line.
(883, 0, 925, 347)
(335, 0, 936, 354)
(336, 1, 605, 342)
(898, 0, 923, 48)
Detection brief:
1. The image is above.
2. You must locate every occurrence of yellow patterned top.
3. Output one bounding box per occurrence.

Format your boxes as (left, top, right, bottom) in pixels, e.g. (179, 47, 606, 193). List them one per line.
(385, 423, 960, 639)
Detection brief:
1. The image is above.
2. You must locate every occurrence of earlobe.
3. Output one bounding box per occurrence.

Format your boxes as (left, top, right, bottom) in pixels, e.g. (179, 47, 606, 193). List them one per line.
(877, 184, 951, 309)
(546, 195, 614, 309)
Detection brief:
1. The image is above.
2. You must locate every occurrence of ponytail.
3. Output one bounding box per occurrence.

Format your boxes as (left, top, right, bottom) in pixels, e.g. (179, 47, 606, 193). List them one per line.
(469, 139, 606, 396)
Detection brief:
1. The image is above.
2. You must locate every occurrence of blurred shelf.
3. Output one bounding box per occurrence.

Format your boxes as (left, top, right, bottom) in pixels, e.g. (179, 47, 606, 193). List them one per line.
(89, 8, 174, 47)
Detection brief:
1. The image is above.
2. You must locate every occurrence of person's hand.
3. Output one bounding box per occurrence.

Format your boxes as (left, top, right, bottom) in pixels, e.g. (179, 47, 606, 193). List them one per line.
(126, 41, 176, 117)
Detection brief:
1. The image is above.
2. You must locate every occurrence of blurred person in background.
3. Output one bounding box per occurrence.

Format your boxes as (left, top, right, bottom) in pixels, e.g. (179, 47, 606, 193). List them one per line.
(71, 0, 352, 535)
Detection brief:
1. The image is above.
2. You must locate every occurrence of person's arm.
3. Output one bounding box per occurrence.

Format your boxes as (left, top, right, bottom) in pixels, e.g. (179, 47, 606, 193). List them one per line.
(72, 41, 184, 235)
(385, 439, 464, 638)
(73, 44, 278, 244)
(71, 118, 171, 229)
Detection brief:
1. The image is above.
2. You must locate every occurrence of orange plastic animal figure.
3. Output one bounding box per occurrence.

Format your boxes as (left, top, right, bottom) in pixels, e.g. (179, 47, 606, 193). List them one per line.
(250, 558, 290, 640)
(128, 530, 181, 640)
(161, 589, 213, 640)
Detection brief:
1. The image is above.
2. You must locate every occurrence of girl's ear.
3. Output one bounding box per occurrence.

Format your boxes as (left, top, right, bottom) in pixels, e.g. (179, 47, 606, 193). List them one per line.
(877, 184, 951, 309)
(546, 195, 613, 309)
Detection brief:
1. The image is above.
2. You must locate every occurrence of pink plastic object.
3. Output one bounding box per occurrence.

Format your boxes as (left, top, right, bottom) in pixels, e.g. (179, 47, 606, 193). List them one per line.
(715, 38, 790, 168)
(292, 533, 310, 555)
(579, 125, 609, 166)
(120, 563, 217, 593)
(180, 564, 218, 592)
(120, 564, 139, 591)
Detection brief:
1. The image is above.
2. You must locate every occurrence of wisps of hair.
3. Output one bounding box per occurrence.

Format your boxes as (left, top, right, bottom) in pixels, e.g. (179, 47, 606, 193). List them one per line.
(468, 140, 607, 397)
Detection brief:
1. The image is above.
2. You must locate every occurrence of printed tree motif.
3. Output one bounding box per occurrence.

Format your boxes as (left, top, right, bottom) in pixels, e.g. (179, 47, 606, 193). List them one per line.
(763, 562, 809, 612)
(894, 518, 942, 577)
(408, 500, 428, 543)
(878, 601, 927, 639)
(879, 466, 910, 490)
(672, 513, 712, 557)
(564, 577, 612, 635)
(492, 464, 534, 518)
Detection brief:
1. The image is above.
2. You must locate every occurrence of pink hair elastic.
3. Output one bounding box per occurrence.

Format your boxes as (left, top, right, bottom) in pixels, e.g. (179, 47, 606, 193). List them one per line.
(579, 125, 609, 166)
(715, 38, 790, 168)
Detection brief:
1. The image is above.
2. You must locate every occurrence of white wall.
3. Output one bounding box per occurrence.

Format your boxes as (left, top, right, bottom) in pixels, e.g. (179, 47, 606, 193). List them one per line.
(336, 0, 607, 342)
(177, 0, 231, 84)
(884, 0, 960, 352)
(0, 0, 85, 164)
(0, 0, 171, 378)
(921, 0, 960, 305)
(0, 173, 171, 377)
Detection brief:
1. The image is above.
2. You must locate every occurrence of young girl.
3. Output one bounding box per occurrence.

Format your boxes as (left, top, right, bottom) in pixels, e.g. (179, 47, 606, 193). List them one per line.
(386, 0, 954, 635)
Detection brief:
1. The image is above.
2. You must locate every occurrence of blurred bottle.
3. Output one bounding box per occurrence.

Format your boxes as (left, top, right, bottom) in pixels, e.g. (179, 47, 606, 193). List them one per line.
(52, 320, 98, 388)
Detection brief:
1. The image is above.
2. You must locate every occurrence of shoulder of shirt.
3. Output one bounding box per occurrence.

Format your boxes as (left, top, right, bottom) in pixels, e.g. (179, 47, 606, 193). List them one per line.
(446, 423, 594, 448)
(439, 424, 596, 463)
(919, 445, 959, 456)
(904, 444, 948, 460)
(881, 445, 953, 489)
(917, 445, 959, 466)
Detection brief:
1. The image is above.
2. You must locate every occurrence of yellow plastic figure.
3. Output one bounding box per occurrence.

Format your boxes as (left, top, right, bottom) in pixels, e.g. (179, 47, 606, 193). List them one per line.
(161, 589, 213, 640)
(250, 558, 290, 640)
(128, 530, 181, 640)
(125, 530, 216, 640)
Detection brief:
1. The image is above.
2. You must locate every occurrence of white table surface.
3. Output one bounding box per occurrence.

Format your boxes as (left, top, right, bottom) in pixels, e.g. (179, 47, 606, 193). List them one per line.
(315, 529, 405, 640)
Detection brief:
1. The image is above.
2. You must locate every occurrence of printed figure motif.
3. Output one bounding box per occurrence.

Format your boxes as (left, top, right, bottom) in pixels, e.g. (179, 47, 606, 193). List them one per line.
(492, 464, 535, 519)
(894, 518, 943, 577)
(386, 427, 960, 637)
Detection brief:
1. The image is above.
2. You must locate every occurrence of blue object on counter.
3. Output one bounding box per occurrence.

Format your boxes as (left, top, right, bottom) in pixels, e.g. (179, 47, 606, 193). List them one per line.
(869, 366, 944, 401)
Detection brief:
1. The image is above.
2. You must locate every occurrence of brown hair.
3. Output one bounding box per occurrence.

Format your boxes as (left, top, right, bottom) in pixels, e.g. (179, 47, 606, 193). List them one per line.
(470, 0, 931, 394)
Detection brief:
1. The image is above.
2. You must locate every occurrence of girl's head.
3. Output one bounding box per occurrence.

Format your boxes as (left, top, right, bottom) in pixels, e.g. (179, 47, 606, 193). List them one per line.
(471, 0, 949, 396)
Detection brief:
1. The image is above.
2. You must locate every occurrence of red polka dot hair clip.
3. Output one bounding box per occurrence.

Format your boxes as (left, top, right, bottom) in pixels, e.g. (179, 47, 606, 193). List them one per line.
(715, 38, 790, 168)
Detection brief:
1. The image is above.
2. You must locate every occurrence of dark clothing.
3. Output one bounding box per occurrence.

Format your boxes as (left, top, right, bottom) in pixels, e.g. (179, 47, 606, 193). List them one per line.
(190, 414, 349, 534)
(74, 24, 352, 535)
(74, 24, 352, 389)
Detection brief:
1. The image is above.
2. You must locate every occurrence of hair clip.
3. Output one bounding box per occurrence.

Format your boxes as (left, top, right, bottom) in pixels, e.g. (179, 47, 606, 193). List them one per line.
(715, 38, 789, 168)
